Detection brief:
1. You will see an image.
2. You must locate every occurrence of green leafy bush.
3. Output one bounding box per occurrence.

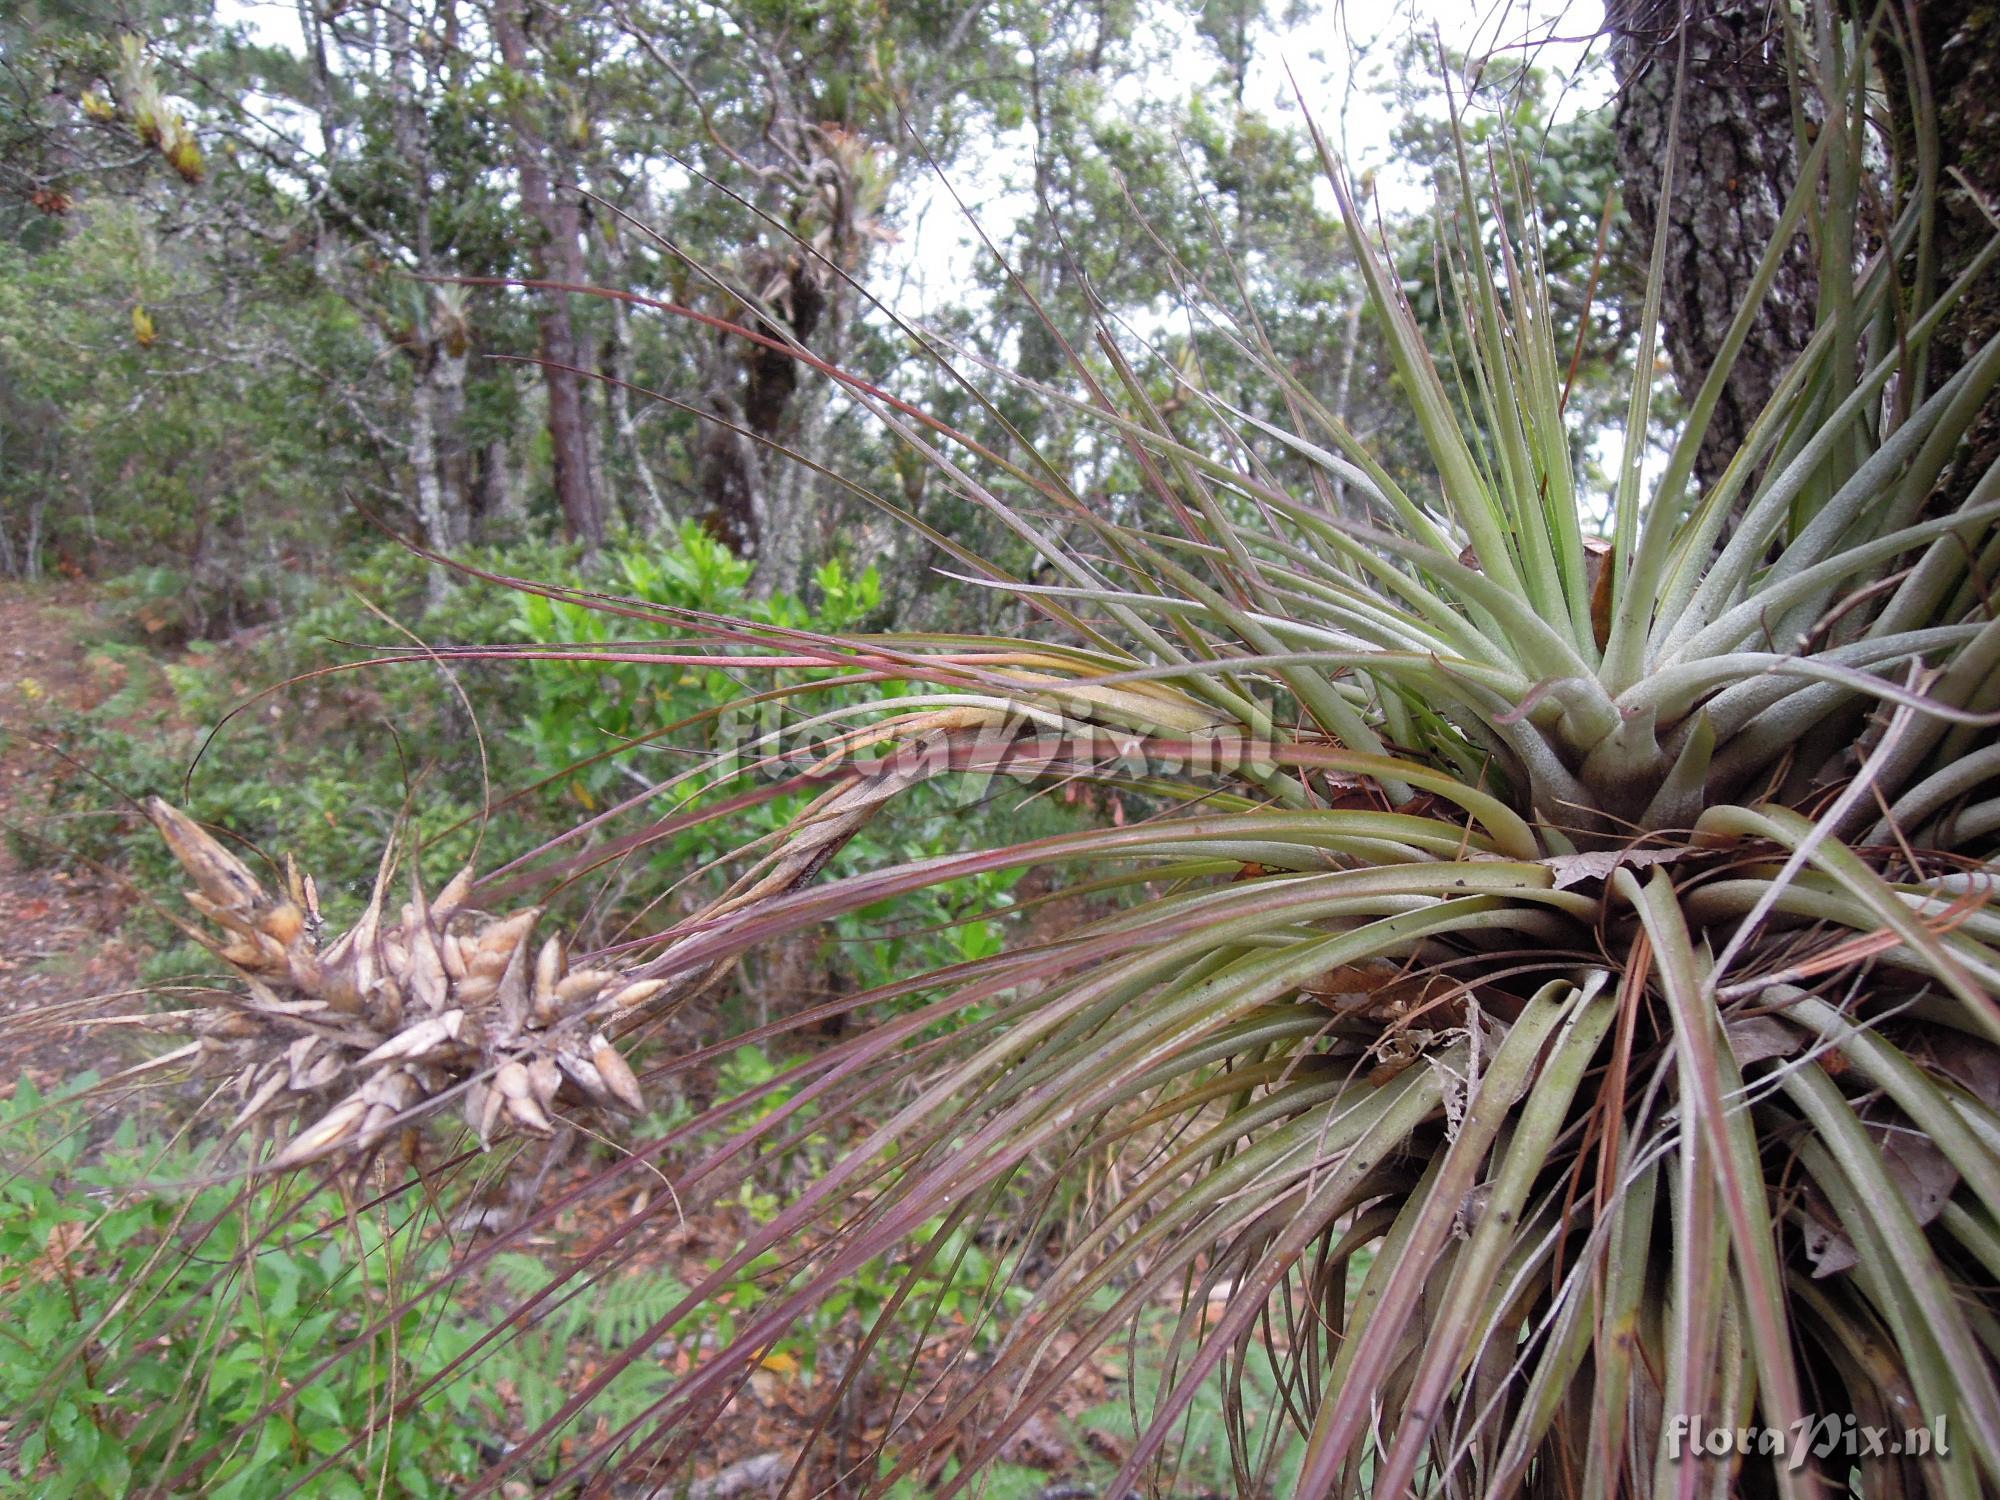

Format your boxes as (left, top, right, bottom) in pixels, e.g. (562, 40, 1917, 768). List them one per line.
(22, 531, 1062, 1001)
(0, 1076, 487, 1498)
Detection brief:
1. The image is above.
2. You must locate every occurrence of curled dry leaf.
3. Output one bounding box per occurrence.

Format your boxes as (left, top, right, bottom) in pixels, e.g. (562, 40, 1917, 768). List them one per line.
(1800, 1190, 1861, 1279)
(1541, 846, 1688, 891)
(1722, 1014, 1804, 1067)
(1872, 1122, 1958, 1226)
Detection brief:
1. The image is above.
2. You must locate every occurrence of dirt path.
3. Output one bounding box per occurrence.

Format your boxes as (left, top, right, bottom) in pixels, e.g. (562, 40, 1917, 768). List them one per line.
(0, 581, 151, 1091)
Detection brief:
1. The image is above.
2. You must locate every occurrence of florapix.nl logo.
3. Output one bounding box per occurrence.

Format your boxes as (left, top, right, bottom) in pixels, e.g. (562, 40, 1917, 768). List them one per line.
(1669, 1413, 1950, 1471)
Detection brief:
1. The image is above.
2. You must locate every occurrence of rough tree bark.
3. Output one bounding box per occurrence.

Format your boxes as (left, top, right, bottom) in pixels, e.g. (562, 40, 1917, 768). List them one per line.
(1606, 0, 1820, 498)
(472, 437, 522, 536)
(492, 0, 604, 549)
(593, 189, 673, 533)
(1611, 0, 2000, 504)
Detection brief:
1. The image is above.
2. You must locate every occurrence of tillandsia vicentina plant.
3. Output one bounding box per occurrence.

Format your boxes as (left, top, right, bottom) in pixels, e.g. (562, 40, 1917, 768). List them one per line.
(136, 2, 2000, 1496)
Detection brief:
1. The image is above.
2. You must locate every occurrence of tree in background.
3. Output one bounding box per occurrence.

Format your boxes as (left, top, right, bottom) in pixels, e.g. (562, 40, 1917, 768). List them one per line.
(490, 0, 602, 546)
(1606, 0, 1818, 497)
(1609, 0, 2000, 506)
(3, 0, 1654, 614)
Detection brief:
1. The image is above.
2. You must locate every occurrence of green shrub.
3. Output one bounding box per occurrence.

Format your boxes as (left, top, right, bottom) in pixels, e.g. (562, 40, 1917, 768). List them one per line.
(25, 530, 1070, 999)
(0, 1076, 487, 1498)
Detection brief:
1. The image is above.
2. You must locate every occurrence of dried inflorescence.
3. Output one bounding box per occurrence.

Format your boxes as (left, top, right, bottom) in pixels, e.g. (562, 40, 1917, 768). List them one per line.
(147, 799, 664, 1170)
(145, 727, 964, 1171)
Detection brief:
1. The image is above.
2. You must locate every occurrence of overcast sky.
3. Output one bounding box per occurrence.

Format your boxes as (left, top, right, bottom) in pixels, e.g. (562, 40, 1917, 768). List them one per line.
(900, 0, 1613, 310)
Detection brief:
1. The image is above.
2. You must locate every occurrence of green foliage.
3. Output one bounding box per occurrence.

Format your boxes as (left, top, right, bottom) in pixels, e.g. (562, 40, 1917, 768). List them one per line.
(0, 1075, 489, 1498)
(482, 1253, 686, 1443)
(1387, 45, 1646, 496)
(496, 527, 1041, 1007)
(0, 1054, 1056, 1497)
(878, 1463, 1050, 1500)
(22, 530, 1056, 1005)
(815, 1217, 1032, 1361)
(510, 523, 883, 817)
(0, 200, 381, 605)
(1078, 1338, 1308, 1496)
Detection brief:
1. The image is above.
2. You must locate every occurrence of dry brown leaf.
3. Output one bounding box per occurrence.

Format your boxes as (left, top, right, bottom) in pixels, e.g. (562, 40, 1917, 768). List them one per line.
(1542, 846, 1687, 890)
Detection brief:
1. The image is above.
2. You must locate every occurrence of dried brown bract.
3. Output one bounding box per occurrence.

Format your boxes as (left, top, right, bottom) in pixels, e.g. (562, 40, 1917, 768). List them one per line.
(146, 798, 647, 1170)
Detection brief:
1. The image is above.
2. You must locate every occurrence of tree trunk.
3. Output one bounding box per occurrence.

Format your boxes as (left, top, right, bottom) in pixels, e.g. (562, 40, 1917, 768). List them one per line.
(1606, 0, 1820, 496)
(473, 437, 523, 537)
(697, 248, 828, 595)
(690, 123, 880, 598)
(755, 385, 826, 594)
(411, 334, 471, 604)
(382, 0, 471, 591)
(596, 203, 673, 533)
(492, 0, 604, 548)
